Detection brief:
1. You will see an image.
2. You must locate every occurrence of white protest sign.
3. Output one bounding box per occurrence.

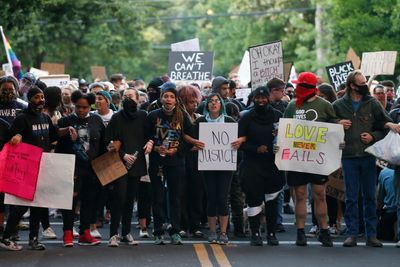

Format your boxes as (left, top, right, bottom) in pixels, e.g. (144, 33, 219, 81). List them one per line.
(171, 38, 200, 52)
(38, 74, 70, 88)
(360, 51, 397, 76)
(2, 63, 13, 76)
(5, 153, 75, 210)
(29, 67, 49, 78)
(274, 118, 344, 176)
(235, 88, 252, 104)
(198, 122, 238, 171)
(249, 41, 284, 90)
(238, 51, 251, 87)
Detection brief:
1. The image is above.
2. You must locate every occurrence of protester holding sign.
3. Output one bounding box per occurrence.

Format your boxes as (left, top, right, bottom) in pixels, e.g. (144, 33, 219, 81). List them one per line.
(283, 72, 340, 247)
(56, 90, 106, 247)
(0, 118, 11, 238)
(188, 93, 242, 245)
(238, 86, 284, 246)
(0, 76, 27, 125)
(333, 70, 400, 247)
(146, 82, 192, 245)
(105, 88, 153, 247)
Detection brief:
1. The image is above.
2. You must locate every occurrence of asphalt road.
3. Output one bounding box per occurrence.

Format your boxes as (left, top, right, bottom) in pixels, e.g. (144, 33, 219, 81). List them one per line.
(1, 215, 399, 267)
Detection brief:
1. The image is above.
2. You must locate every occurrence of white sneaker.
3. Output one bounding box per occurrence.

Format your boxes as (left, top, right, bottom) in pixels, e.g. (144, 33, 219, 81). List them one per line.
(396, 240, 400, 248)
(90, 229, 102, 239)
(22, 210, 30, 219)
(309, 225, 319, 235)
(42, 227, 57, 239)
(139, 229, 149, 238)
(329, 226, 339, 236)
(108, 235, 119, 247)
(121, 234, 139, 246)
(73, 227, 79, 238)
(0, 238, 23, 251)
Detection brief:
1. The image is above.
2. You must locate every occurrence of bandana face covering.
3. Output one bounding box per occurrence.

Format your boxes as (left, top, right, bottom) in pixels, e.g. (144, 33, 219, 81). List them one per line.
(295, 84, 318, 107)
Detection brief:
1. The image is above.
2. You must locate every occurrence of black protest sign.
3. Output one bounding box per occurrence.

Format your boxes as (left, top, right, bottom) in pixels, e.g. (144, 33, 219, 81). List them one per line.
(168, 51, 213, 81)
(249, 40, 284, 90)
(325, 61, 354, 91)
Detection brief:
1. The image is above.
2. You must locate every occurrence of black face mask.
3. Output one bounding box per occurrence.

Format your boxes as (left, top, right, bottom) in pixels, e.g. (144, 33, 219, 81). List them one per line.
(122, 98, 138, 119)
(254, 102, 269, 114)
(148, 91, 159, 103)
(0, 90, 17, 103)
(29, 101, 45, 113)
(355, 84, 369, 96)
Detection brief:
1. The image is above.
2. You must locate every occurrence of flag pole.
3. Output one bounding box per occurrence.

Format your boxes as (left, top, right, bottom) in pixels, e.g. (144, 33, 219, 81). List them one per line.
(0, 26, 13, 68)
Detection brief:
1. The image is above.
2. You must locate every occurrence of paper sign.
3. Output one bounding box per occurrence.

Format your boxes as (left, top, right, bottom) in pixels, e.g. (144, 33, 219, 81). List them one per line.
(274, 119, 344, 176)
(29, 67, 49, 78)
(0, 70, 5, 77)
(91, 151, 127, 186)
(238, 51, 251, 87)
(235, 88, 252, 104)
(171, 38, 200, 52)
(2, 63, 13, 76)
(326, 61, 354, 91)
(91, 66, 107, 81)
(345, 47, 361, 69)
(283, 62, 293, 82)
(168, 51, 214, 81)
(325, 168, 345, 202)
(360, 51, 398, 76)
(198, 123, 238, 171)
(249, 41, 284, 89)
(38, 75, 70, 88)
(40, 62, 65, 75)
(0, 143, 43, 200)
(5, 153, 75, 210)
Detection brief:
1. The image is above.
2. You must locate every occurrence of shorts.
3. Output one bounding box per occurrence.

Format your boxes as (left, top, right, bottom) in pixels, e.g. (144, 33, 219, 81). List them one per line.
(287, 171, 328, 187)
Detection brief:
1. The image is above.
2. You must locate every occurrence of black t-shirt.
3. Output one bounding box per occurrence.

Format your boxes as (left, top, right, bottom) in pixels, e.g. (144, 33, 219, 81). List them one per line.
(0, 101, 26, 125)
(0, 118, 11, 150)
(11, 110, 58, 152)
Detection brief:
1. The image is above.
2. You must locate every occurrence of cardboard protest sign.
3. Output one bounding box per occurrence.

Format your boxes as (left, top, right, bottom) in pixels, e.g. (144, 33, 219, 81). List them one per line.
(91, 66, 107, 81)
(235, 88, 252, 104)
(0, 70, 5, 77)
(275, 119, 344, 176)
(40, 62, 65, 75)
(38, 75, 70, 88)
(325, 168, 345, 202)
(346, 47, 361, 69)
(5, 153, 75, 210)
(0, 143, 43, 200)
(171, 38, 200, 52)
(91, 151, 127, 186)
(326, 61, 354, 91)
(283, 62, 293, 82)
(168, 51, 213, 81)
(360, 51, 397, 76)
(238, 51, 251, 87)
(249, 41, 284, 89)
(198, 123, 238, 171)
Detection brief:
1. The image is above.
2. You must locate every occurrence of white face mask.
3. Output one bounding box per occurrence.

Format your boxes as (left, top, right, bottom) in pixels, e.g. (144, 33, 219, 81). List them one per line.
(162, 105, 175, 114)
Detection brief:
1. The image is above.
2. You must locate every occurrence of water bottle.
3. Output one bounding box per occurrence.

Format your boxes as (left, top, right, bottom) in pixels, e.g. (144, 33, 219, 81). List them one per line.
(273, 122, 279, 144)
(126, 151, 139, 170)
(159, 138, 170, 157)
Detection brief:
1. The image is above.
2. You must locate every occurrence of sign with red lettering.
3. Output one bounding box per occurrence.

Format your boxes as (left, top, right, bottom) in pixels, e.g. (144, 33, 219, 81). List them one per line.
(0, 143, 43, 200)
(274, 119, 344, 175)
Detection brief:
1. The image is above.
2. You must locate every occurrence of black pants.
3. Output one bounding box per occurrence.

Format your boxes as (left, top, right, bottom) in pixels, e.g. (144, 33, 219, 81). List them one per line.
(149, 163, 184, 236)
(3, 206, 43, 240)
(40, 208, 50, 230)
(203, 171, 233, 217)
(311, 195, 338, 227)
(108, 174, 139, 237)
(0, 193, 5, 213)
(229, 171, 245, 231)
(138, 181, 152, 222)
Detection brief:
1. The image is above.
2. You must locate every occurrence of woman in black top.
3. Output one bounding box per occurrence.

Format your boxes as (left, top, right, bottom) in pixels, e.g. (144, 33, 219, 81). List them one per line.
(56, 90, 106, 247)
(238, 86, 285, 246)
(146, 82, 192, 245)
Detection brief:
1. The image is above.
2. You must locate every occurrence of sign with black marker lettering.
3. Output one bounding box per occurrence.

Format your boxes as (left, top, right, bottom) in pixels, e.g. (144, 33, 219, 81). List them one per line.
(168, 51, 213, 81)
(326, 61, 354, 91)
(198, 123, 238, 171)
(249, 41, 284, 90)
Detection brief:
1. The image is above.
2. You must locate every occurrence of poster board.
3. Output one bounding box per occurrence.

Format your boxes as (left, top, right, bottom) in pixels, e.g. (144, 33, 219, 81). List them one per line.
(171, 38, 200, 52)
(283, 62, 293, 82)
(198, 123, 238, 171)
(360, 51, 397, 76)
(237, 51, 251, 87)
(345, 47, 361, 69)
(235, 88, 252, 104)
(326, 61, 354, 91)
(274, 119, 344, 176)
(29, 67, 49, 78)
(249, 40, 284, 89)
(168, 51, 213, 81)
(325, 168, 345, 202)
(40, 62, 65, 75)
(5, 153, 75, 210)
(91, 151, 127, 186)
(38, 75, 70, 88)
(91, 66, 107, 81)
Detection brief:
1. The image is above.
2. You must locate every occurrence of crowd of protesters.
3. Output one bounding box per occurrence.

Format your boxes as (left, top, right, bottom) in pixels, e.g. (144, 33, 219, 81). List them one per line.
(0, 69, 399, 252)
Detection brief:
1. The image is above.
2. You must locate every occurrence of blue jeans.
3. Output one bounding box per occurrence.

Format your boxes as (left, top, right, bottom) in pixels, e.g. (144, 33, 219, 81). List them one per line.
(276, 191, 283, 225)
(394, 167, 400, 238)
(342, 156, 378, 237)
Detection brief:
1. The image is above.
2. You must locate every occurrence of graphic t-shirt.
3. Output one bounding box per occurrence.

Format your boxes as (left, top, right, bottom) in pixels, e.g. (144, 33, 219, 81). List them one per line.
(283, 96, 337, 123)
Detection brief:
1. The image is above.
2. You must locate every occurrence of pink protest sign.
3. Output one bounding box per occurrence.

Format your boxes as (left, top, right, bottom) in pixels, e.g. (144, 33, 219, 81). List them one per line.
(0, 143, 43, 200)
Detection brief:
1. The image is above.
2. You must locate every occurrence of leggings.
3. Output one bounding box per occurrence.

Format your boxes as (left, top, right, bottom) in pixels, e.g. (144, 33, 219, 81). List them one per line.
(3, 206, 43, 240)
(203, 171, 233, 217)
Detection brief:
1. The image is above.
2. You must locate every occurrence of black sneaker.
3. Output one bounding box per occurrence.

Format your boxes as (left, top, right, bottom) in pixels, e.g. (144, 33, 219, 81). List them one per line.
(234, 230, 246, 238)
(283, 204, 294, 214)
(29, 237, 46, 250)
(250, 233, 263, 246)
(296, 229, 307, 246)
(267, 233, 279, 246)
(276, 224, 286, 233)
(318, 229, 333, 247)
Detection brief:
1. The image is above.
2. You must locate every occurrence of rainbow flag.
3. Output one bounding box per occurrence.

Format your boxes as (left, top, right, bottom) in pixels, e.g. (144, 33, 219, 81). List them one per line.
(0, 26, 21, 79)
